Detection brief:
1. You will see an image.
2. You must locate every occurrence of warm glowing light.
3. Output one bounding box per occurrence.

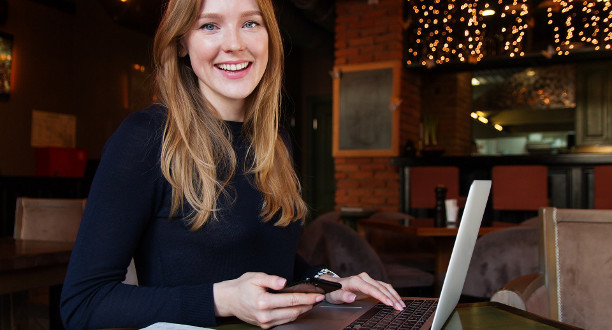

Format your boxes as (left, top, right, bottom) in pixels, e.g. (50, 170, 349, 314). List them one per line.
(471, 77, 481, 85)
(471, 112, 479, 119)
(494, 124, 503, 131)
(406, 0, 528, 66)
(547, 0, 611, 55)
(478, 116, 489, 124)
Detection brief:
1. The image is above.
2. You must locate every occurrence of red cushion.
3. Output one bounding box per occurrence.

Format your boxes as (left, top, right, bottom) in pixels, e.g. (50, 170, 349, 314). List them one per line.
(410, 166, 459, 209)
(594, 166, 612, 209)
(492, 165, 548, 211)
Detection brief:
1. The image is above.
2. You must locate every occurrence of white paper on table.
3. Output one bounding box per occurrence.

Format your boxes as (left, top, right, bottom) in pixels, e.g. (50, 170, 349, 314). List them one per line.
(141, 322, 213, 330)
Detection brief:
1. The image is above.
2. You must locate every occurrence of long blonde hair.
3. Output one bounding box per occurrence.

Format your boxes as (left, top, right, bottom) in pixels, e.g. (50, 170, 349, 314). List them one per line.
(153, 0, 308, 230)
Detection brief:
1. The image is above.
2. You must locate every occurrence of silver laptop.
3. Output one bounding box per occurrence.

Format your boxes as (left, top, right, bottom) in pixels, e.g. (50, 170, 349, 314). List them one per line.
(277, 180, 491, 330)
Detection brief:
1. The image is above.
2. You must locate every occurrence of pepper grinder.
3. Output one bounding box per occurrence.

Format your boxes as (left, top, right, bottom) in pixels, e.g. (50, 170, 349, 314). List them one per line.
(434, 184, 447, 228)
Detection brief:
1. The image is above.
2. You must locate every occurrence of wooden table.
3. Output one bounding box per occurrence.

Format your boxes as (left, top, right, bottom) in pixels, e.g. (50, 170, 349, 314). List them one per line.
(358, 219, 514, 292)
(1, 237, 73, 329)
(212, 300, 579, 329)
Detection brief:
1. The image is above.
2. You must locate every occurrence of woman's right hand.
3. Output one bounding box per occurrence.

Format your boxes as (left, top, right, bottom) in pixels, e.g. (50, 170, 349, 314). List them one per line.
(213, 272, 325, 328)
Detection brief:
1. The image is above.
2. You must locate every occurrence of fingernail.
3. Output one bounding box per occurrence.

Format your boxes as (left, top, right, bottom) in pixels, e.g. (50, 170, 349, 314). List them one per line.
(316, 295, 325, 302)
(347, 293, 356, 302)
(278, 278, 286, 287)
(401, 300, 406, 308)
(395, 303, 404, 310)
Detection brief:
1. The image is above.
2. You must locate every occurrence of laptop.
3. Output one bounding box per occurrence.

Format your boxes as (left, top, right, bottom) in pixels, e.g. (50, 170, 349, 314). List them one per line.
(277, 180, 491, 330)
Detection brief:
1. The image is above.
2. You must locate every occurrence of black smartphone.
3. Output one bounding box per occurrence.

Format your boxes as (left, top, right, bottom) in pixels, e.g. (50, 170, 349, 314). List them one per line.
(270, 277, 342, 294)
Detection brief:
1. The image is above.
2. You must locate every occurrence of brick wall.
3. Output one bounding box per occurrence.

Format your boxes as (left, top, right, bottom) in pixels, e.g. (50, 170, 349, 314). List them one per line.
(334, 0, 421, 211)
(333, 0, 472, 211)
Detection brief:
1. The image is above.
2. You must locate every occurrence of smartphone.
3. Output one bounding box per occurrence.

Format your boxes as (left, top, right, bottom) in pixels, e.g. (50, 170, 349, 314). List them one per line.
(270, 277, 342, 294)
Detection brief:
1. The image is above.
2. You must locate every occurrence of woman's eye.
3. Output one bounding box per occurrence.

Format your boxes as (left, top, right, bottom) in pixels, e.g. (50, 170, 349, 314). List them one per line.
(244, 21, 260, 28)
(199, 23, 216, 31)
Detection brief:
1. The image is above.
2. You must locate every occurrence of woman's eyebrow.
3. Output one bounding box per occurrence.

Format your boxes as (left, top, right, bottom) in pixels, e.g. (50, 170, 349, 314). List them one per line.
(198, 10, 262, 20)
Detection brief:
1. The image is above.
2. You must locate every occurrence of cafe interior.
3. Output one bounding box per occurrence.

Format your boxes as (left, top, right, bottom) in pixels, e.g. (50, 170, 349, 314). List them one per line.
(1, 0, 612, 328)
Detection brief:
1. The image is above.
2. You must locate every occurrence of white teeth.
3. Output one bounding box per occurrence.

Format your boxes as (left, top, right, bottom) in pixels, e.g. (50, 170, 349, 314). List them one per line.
(217, 62, 249, 71)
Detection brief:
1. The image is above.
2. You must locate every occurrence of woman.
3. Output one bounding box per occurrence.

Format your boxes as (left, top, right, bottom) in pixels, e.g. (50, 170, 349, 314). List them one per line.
(60, 0, 405, 328)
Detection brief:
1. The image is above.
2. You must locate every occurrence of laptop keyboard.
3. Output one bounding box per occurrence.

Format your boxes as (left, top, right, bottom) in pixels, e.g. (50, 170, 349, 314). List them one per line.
(344, 299, 437, 329)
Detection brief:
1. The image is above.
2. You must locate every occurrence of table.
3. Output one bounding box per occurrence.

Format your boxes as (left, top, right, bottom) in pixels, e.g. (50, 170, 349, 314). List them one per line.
(358, 219, 514, 292)
(211, 300, 579, 329)
(0, 237, 73, 329)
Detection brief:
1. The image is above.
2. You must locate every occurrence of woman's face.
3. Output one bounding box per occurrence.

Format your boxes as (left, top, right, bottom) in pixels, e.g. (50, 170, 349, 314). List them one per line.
(181, 0, 269, 119)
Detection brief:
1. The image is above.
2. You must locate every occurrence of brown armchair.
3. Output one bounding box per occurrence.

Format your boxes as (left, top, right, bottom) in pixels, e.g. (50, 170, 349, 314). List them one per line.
(322, 221, 434, 292)
(491, 207, 612, 329)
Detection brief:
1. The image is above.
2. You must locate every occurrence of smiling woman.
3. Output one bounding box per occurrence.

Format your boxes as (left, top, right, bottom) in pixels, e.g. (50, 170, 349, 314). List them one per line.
(59, 0, 405, 329)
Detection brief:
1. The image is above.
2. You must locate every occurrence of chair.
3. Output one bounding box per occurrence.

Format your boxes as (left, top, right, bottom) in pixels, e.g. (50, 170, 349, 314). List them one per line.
(491, 165, 548, 211)
(14, 197, 138, 285)
(594, 165, 612, 209)
(322, 221, 434, 291)
(14, 197, 87, 242)
(360, 212, 435, 272)
(462, 218, 539, 299)
(12, 198, 138, 329)
(12, 197, 87, 329)
(296, 211, 342, 267)
(409, 166, 459, 209)
(491, 207, 612, 329)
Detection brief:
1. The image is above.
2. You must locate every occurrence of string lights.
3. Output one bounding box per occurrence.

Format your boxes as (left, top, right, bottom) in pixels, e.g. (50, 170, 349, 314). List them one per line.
(547, 0, 612, 55)
(405, 0, 529, 66)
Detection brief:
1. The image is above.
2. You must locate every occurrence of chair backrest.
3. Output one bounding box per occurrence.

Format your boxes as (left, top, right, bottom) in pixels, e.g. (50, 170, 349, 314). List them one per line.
(322, 221, 388, 282)
(296, 211, 341, 267)
(409, 166, 459, 209)
(492, 165, 548, 211)
(14, 197, 87, 242)
(539, 207, 612, 329)
(463, 225, 539, 299)
(14, 197, 139, 285)
(594, 165, 612, 209)
(363, 211, 435, 255)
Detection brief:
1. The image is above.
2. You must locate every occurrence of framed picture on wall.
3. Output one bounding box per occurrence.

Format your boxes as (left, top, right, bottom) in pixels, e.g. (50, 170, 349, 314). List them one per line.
(0, 32, 13, 101)
(332, 61, 401, 157)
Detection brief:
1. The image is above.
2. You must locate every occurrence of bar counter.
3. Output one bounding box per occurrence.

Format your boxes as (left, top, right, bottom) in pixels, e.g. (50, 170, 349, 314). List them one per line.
(392, 153, 612, 215)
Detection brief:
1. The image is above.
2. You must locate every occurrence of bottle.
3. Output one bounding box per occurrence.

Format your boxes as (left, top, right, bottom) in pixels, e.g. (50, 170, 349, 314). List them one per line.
(434, 184, 447, 228)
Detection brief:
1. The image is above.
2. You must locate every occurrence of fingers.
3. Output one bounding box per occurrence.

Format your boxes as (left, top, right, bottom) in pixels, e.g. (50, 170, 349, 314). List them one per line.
(327, 273, 406, 310)
(264, 292, 325, 310)
(251, 273, 288, 291)
(254, 293, 323, 328)
(256, 304, 315, 329)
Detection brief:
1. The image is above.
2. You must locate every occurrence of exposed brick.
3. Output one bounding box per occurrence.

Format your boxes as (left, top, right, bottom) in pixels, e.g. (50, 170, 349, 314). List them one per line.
(348, 36, 375, 47)
(335, 48, 360, 57)
(349, 171, 374, 179)
(335, 163, 360, 172)
(336, 179, 360, 189)
(361, 196, 386, 205)
(360, 163, 387, 171)
(374, 171, 399, 180)
(334, 172, 348, 180)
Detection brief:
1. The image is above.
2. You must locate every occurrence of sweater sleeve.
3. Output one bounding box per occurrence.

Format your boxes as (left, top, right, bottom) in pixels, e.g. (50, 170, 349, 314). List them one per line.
(60, 109, 216, 329)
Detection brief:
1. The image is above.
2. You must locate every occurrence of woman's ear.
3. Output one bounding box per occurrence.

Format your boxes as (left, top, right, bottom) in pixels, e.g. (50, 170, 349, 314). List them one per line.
(178, 39, 188, 57)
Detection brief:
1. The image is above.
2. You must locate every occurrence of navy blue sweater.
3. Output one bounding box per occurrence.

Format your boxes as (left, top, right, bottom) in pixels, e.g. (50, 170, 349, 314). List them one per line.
(60, 105, 315, 329)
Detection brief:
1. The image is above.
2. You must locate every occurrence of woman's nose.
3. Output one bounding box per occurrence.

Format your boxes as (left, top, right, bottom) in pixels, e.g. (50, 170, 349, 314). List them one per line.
(222, 29, 245, 52)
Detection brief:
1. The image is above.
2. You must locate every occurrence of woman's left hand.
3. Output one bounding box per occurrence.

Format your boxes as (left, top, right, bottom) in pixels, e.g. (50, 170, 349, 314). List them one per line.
(320, 272, 406, 311)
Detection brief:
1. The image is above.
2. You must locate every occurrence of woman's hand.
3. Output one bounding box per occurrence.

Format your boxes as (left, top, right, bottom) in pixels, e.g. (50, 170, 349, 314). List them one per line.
(321, 272, 406, 311)
(213, 272, 325, 329)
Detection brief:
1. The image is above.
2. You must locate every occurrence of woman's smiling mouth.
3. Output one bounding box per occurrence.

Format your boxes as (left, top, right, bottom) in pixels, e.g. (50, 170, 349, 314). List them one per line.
(216, 62, 250, 72)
